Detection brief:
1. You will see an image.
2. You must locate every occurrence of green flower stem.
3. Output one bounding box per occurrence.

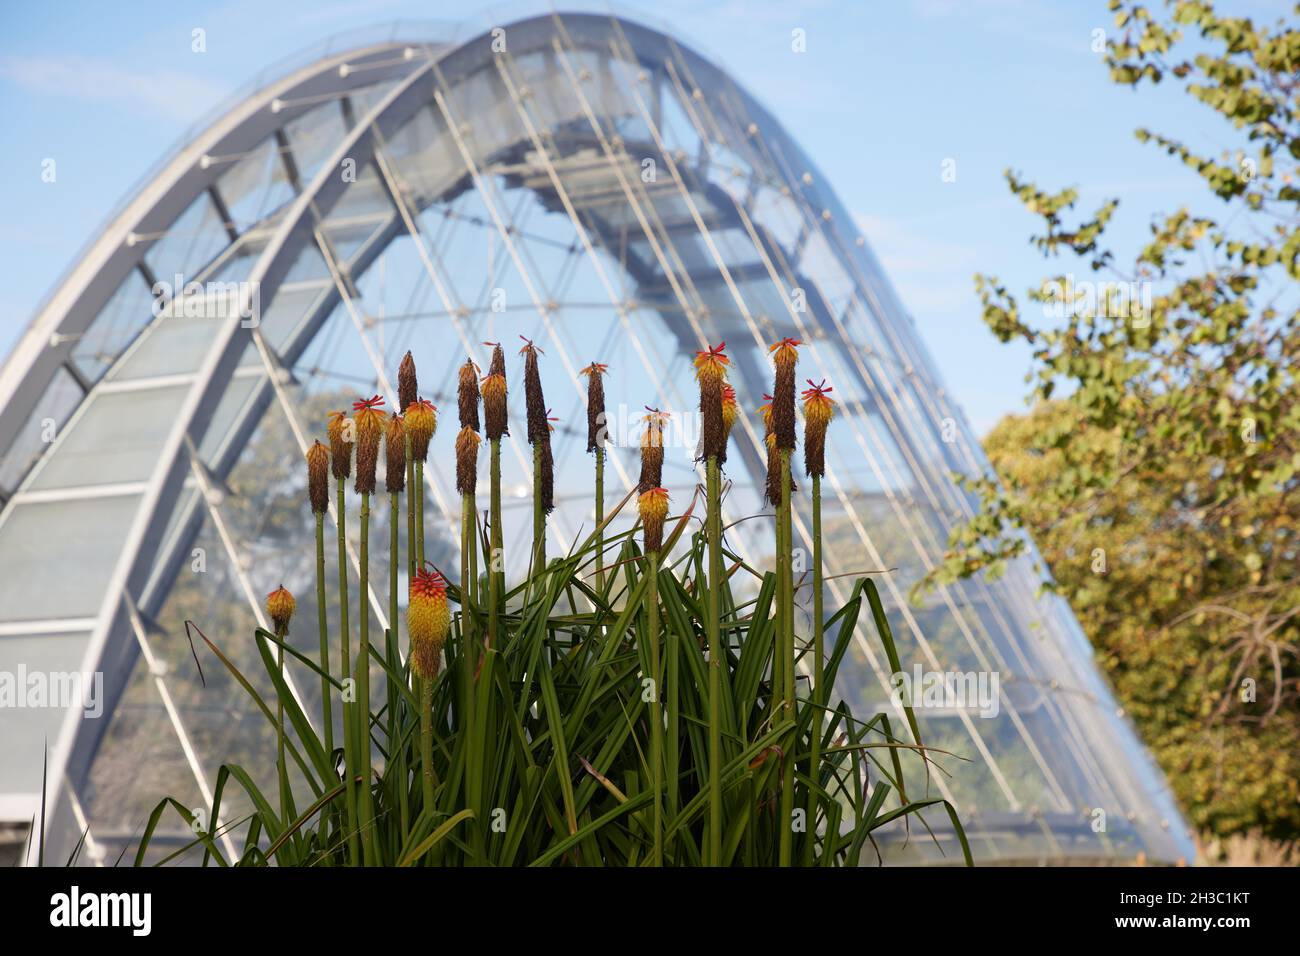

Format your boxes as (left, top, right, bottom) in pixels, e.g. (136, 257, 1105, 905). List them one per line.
(705, 455, 723, 866)
(275, 625, 291, 828)
(389, 489, 409, 837)
(805, 472, 824, 866)
(777, 448, 795, 866)
(666, 586, 680, 859)
(420, 675, 435, 816)
(532, 442, 546, 580)
(335, 484, 360, 866)
(314, 513, 333, 761)
(414, 461, 425, 568)
(460, 489, 481, 859)
(646, 548, 663, 866)
(594, 447, 605, 596)
(406, 440, 415, 577)
(357, 492, 377, 865)
(488, 438, 503, 646)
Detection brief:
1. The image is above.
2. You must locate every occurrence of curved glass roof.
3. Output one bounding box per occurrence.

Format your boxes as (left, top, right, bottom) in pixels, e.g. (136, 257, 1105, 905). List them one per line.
(0, 10, 1194, 866)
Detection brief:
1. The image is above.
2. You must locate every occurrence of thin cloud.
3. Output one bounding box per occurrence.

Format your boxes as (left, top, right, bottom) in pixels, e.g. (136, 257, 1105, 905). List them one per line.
(854, 212, 981, 315)
(0, 55, 225, 121)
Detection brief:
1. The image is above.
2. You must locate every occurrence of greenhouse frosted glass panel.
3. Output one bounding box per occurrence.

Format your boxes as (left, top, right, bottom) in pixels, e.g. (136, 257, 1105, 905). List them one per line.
(70, 273, 158, 385)
(0, 631, 93, 794)
(109, 313, 233, 381)
(27, 386, 189, 491)
(0, 367, 82, 495)
(0, 495, 139, 621)
(143, 191, 230, 284)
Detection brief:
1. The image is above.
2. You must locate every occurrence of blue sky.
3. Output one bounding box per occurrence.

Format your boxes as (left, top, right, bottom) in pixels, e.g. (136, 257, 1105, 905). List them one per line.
(0, 0, 1287, 432)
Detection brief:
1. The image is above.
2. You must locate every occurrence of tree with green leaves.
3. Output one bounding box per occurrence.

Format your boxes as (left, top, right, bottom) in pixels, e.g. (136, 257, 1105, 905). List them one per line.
(920, 0, 1300, 846)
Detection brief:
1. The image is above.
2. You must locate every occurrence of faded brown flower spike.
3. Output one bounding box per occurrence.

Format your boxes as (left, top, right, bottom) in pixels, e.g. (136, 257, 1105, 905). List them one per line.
(520, 336, 549, 444)
(352, 395, 386, 495)
(769, 337, 800, 452)
(482, 342, 508, 440)
(458, 358, 480, 433)
(398, 351, 418, 413)
(456, 425, 481, 496)
(327, 410, 353, 481)
(694, 342, 729, 463)
(639, 407, 669, 492)
(306, 440, 330, 514)
(385, 412, 406, 494)
(581, 361, 609, 454)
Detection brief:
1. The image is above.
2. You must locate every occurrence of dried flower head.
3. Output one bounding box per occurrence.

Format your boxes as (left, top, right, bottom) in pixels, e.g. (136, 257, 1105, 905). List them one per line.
(694, 342, 729, 462)
(405, 398, 437, 462)
(385, 412, 406, 494)
(456, 425, 481, 496)
(520, 336, 549, 444)
(639, 407, 669, 492)
(482, 343, 508, 440)
(266, 584, 295, 636)
(638, 487, 670, 553)
(486, 341, 506, 377)
(769, 337, 800, 451)
(539, 435, 555, 514)
(458, 358, 480, 433)
(801, 379, 835, 478)
(398, 351, 418, 412)
(306, 440, 330, 514)
(581, 361, 609, 454)
(327, 410, 353, 480)
(352, 395, 386, 495)
(408, 567, 450, 681)
(764, 431, 782, 507)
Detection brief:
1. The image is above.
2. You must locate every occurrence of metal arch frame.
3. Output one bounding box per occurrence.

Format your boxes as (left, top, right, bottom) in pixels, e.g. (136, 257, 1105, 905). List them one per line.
(24, 45, 449, 865)
(0, 42, 429, 492)
(7, 12, 1195, 864)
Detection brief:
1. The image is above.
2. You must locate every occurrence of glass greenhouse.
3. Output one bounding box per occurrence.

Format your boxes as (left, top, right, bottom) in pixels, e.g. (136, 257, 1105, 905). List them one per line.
(0, 10, 1194, 866)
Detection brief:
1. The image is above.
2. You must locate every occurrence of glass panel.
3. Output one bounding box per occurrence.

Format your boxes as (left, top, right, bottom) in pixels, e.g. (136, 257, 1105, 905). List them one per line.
(259, 281, 330, 353)
(0, 366, 83, 494)
(0, 631, 92, 794)
(27, 386, 190, 491)
(109, 312, 231, 381)
(143, 191, 230, 285)
(217, 138, 296, 234)
(70, 272, 158, 384)
(0, 495, 140, 621)
(282, 102, 349, 185)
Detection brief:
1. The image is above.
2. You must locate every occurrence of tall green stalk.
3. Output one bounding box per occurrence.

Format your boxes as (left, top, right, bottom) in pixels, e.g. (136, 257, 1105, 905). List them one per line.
(460, 490, 483, 861)
(646, 548, 663, 866)
(275, 631, 290, 826)
(389, 489, 408, 837)
(335, 484, 360, 865)
(314, 513, 333, 761)
(777, 448, 795, 866)
(488, 438, 503, 645)
(705, 456, 723, 866)
(532, 442, 546, 577)
(406, 441, 416, 576)
(805, 473, 824, 865)
(414, 461, 425, 567)
(357, 492, 377, 865)
(594, 448, 605, 595)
